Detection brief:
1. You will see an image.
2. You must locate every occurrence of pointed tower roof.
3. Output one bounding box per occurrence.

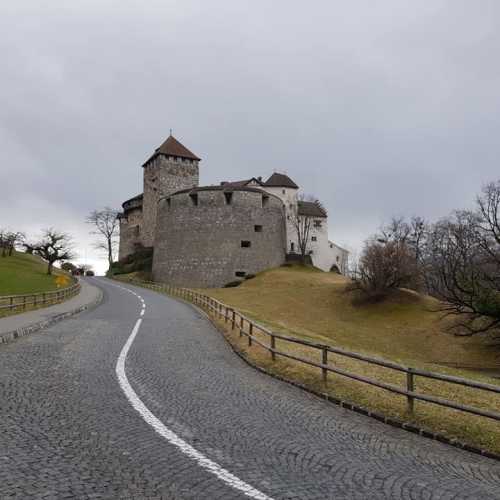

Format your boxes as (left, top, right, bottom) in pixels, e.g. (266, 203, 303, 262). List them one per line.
(264, 172, 298, 189)
(142, 134, 201, 166)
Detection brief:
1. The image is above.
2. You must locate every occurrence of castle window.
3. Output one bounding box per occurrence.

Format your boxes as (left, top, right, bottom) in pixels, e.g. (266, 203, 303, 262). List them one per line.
(314, 220, 322, 228)
(166, 198, 171, 208)
(311, 236, 317, 242)
(262, 195, 269, 208)
(254, 225, 263, 232)
(224, 192, 233, 205)
(134, 225, 140, 237)
(336, 256, 340, 262)
(235, 271, 246, 278)
(282, 189, 286, 195)
(189, 193, 199, 206)
(241, 240, 251, 248)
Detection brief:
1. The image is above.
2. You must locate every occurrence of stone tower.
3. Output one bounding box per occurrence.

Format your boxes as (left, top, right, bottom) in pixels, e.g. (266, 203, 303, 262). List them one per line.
(141, 134, 200, 247)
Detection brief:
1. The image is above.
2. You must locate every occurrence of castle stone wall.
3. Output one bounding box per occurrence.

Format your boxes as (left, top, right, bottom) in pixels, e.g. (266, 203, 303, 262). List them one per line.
(152, 188, 286, 288)
(118, 207, 143, 261)
(142, 155, 199, 248)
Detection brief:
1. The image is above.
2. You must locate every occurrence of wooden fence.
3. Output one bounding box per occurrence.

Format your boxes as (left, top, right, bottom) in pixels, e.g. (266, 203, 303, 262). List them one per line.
(126, 278, 500, 423)
(0, 281, 81, 314)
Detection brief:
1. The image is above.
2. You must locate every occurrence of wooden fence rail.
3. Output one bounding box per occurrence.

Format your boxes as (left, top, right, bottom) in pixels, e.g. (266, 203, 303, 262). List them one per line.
(125, 278, 500, 423)
(0, 281, 81, 314)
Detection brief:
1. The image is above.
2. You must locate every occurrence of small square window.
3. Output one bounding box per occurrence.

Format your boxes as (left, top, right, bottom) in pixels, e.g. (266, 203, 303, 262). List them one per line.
(235, 271, 246, 277)
(311, 236, 317, 242)
(254, 225, 263, 232)
(262, 195, 269, 207)
(241, 240, 251, 248)
(282, 189, 286, 194)
(224, 192, 233, 205)
(314, 220, 322, 228)
(189, 193, 198, 206)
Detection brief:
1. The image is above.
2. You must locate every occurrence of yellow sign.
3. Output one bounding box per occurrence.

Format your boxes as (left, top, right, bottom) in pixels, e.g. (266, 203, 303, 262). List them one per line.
(55, 275, 70, 288)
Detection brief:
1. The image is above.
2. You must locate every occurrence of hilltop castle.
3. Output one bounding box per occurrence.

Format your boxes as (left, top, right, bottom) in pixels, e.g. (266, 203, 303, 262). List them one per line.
(118, 134, 348, 287)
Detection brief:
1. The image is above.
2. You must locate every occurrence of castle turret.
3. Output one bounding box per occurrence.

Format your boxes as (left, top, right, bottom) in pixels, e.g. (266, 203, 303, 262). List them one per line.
(141, 134, 200, 247)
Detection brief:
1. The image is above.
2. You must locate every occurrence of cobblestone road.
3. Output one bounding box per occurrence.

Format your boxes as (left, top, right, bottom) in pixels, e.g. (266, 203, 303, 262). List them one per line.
(1, 278, 499, 499)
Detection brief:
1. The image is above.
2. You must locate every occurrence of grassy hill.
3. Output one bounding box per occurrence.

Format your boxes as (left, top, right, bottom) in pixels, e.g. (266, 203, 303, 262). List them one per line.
(206, 265, 499, 373)
(0, 251, 66, 296)
(203, 265, 500, 453)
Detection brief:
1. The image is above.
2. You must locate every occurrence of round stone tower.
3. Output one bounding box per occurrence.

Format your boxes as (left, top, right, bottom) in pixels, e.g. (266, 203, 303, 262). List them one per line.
(141, 134, 200, 248)
(152, 186, 286, 288)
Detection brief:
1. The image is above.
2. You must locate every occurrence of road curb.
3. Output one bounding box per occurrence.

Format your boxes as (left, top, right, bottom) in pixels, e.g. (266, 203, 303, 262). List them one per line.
(174, 293, 500, 463)
(0, 285, 104, 346)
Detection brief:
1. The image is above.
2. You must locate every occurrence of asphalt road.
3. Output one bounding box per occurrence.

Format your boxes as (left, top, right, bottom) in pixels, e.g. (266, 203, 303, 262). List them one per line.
(1, 278, 499, 499)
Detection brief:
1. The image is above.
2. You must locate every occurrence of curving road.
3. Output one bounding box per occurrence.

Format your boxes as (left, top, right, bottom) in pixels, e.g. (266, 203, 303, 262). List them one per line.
(1, 278, 499, 499)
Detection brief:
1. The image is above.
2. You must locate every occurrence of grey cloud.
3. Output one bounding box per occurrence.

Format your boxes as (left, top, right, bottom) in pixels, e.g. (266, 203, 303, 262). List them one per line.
(1, 0, 500, 272)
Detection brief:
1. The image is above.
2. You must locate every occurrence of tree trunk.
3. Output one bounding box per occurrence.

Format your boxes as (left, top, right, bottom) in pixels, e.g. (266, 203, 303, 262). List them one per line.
(47, 261, 53, 275)
(107, 239, 113, 271)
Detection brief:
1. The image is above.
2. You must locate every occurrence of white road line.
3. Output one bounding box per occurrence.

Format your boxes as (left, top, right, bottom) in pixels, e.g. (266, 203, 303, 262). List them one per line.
(109, 280, 273, 500)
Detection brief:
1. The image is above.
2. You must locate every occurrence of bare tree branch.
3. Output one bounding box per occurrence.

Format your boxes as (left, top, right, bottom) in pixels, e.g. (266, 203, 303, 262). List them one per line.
(86, 207, 120, 271)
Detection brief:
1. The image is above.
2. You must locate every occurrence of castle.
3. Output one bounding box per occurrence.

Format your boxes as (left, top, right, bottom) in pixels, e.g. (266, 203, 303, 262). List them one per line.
(118, 134, 348, 288)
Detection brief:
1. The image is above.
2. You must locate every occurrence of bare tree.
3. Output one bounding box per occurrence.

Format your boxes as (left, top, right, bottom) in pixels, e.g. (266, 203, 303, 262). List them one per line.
(0, 230, 25, 257)
(32, 229, 74, 275)
(425, 181, 500, 335)
(6, 231, 25, 257)
(0, 229, 7, 257)
(424, 182, 500, 335)
(351, 236, 418, 299)
(290, 195, 324, 264)
(86, 207, 120, 271)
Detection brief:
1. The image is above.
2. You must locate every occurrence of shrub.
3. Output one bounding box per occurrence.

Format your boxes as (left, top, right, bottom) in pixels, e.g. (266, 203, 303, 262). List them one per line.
(351, 239, 418, 300)
(112, 246, 153, 275)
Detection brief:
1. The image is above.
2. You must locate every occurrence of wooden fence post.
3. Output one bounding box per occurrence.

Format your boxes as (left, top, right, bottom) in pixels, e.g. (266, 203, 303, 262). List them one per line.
(248, 323, 253, 346)
(406, 368, 415, 414)
(270, 334, 276, 361)
(231, 310, 236, 330)
(239, 317, 243, 337)
(322, 347, 328, 384)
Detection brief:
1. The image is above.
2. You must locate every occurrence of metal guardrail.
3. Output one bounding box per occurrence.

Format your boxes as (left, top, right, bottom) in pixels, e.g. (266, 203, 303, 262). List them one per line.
(125, 278, 500, 423)
(0, 281, 81, 314)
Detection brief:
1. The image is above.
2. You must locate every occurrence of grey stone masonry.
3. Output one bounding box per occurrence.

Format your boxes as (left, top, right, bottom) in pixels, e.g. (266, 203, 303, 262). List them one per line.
(118, 205, 143, 261)
(153, 187, 286, 287)
(142, 155, 199, 248)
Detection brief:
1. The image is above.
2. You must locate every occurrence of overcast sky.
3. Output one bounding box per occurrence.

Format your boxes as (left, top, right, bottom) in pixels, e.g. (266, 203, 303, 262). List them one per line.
(1, 1, 500, 274)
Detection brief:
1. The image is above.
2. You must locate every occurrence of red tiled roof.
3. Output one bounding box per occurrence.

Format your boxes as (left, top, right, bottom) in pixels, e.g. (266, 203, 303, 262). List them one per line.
(143, 135, 201, 166)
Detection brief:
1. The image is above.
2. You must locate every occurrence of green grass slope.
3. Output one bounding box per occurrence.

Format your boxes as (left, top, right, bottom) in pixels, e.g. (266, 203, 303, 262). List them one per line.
(0, 251, 64, 295)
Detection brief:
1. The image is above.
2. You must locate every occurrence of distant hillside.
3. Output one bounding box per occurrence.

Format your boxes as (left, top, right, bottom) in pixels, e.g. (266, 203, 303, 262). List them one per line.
(0, 251, 67, 295)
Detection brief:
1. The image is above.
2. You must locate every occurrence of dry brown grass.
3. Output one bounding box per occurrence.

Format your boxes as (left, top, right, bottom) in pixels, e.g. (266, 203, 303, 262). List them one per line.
(200, 265, 500, 454)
